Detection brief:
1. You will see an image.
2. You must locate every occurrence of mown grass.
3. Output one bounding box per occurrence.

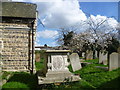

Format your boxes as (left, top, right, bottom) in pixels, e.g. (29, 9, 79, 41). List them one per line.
(2, 72, 38, 89)
(77, 64, 120, 88)
(83, 58, 99, 64)
(83, 58, 108, 67)
(2, 59, 120, 89)
(35, 58, 45, 71)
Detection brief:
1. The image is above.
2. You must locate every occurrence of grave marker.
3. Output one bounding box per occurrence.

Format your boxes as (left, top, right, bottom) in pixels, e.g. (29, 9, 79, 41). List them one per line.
(86, 50, 93, 60)
(82, 52, 85, 58)
(109, 52, 120, 71)
(99, 51, 108, 65)
(70, 53, 82, 72)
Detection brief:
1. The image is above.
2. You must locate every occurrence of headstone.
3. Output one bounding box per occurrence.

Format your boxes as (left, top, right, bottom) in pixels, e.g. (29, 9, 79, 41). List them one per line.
(95, 51, 98, 58)
(109, 52, 120, 71)
(86, 50, 93, 60)
(117, 47, 120, 54)
(37, 50, 80, 84)
(99, 51, 108, 65)
(82, 52, 85, 58)
(35, 53, 40, 62)
(70, 53, 82, 72)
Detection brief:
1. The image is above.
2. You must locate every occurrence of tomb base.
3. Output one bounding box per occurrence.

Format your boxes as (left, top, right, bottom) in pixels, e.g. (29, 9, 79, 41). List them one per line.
(38, 71, 80, 84)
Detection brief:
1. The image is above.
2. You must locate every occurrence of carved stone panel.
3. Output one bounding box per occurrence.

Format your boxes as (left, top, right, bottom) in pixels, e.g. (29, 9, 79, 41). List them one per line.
(51, 55, 64, 71)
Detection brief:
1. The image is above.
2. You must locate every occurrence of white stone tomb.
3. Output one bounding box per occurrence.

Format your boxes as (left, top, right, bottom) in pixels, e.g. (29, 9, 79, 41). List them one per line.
(38, 50, 80, 84)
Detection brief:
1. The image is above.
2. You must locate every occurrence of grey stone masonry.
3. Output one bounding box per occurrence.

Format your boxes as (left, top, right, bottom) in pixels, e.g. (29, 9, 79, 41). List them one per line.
(1, 2, 37, 73)
(109, 52, 120, 71)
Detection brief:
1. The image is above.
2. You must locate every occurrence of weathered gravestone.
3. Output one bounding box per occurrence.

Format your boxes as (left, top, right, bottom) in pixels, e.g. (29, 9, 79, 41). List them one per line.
(86, 50, 93, 60)
(109, 52, 120, 71)
(99, 51, 108, 65)
(95, 51, 98, 58)
(117, 47, 120, 54)
(37, 50, 80, 84)
(70, 53, 82, 72)
(82, 52, 85, 58)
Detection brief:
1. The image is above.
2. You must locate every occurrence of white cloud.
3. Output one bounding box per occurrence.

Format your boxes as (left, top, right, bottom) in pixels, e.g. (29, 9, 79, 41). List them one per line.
(40, 0, 87, 28)
(47, 42, 58, 46)
(12, 0, 87, 29)
(88, 15, 118, 29)
(37, 30, 58, 39)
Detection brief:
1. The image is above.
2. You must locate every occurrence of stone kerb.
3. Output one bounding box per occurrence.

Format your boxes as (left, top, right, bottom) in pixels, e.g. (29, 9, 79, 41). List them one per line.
(109, 52, 120, 71)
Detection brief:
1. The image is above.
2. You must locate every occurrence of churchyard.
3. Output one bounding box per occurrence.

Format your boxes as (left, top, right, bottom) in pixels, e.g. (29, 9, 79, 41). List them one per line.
(1, 50, 120, 89)
(1, 1, 120, 89)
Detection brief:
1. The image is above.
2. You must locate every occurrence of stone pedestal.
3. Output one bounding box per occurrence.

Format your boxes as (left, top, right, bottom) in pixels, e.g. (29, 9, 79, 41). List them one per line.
(38, 50, 80, 84)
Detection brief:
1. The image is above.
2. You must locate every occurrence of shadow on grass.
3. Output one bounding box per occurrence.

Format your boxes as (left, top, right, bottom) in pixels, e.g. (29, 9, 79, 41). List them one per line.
(6, 72, 38, 89)
(97, 76, 120, 89)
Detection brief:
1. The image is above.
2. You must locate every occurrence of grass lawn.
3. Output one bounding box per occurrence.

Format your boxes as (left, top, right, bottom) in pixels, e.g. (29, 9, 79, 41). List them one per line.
(2, 72, 38, 89)
(35, 58, 45, 71)
(2, 59, 120, 89)
(83, 58, 108, 67)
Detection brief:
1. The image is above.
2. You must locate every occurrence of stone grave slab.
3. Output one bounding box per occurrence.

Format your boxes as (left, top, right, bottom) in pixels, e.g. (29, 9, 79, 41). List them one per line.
(70, 53, 82, 72)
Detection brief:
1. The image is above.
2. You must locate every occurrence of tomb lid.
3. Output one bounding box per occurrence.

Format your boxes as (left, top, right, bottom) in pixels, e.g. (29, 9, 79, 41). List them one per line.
(46, 50, 71, 53)
(1, 2, 37, 18)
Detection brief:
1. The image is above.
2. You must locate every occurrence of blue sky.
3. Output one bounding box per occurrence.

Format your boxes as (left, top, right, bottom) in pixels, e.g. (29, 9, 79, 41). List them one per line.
(12, 0, 119, 46)
(36, 2, 118, 46)
(80, 2, 118, 19)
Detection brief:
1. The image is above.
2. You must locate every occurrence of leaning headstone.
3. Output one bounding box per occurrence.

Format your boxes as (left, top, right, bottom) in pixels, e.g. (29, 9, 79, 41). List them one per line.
(99, 51, 108, 65)
(37, 50, 80, 84)
(70, 53, 82, 72)
(86, 50, 93, 60)
(109, 52, 120, 71)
